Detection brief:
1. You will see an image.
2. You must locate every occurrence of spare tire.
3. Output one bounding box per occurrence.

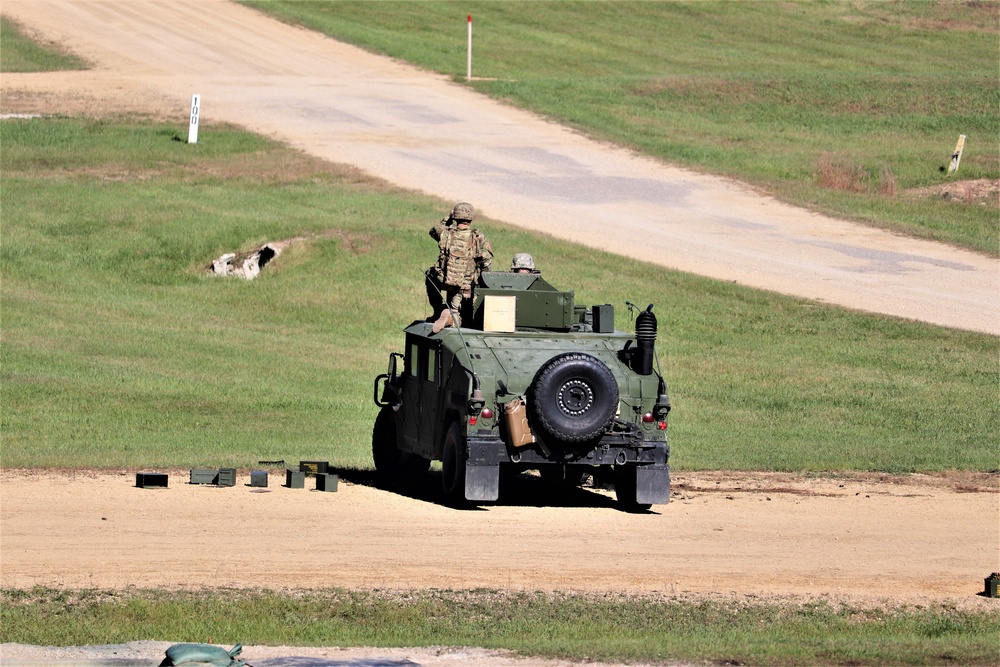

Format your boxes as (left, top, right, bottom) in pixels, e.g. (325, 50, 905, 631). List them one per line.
(528, 353, 619, 444)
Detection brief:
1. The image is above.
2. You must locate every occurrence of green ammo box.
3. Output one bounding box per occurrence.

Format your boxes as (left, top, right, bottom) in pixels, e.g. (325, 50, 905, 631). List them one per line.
(592, 304, 615, 333)
(299, 460, 329, 476)
(190, 469, 219, 485)
(136, 472, 168, 489)
(217, 467, 237, 487)
(986, 574, 999, 598)
(285, 469, 305, 489)
(250, 470, 268, 487)
(316, 473, 339, 492)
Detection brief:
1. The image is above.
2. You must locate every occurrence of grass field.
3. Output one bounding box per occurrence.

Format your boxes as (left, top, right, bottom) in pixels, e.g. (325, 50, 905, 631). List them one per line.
(3, 588, 999, 667)
(242, 0, 1000, 256)
(1, 118, 996, 472)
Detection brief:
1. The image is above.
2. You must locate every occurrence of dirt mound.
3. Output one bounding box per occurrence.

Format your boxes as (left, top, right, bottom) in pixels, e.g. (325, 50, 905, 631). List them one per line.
(906, 177, 999, 206)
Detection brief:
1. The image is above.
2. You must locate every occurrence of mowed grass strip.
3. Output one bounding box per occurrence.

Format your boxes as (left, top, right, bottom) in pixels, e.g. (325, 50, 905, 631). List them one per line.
(3, 588, 998, 666)
(242, 0, 999, 255)
(0, 16, 88, 72)
(1, 118, 996, 472)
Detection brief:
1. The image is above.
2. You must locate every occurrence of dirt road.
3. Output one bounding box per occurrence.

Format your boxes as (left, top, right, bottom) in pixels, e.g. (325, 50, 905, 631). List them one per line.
(2, 0, 998, 335)
(2, 469, 997, 606)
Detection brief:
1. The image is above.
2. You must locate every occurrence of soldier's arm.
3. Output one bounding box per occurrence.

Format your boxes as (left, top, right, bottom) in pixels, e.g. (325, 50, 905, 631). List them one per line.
(478, 235, 494, 271)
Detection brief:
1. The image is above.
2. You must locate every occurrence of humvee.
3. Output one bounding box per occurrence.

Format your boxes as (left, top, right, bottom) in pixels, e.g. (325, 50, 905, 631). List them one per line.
(372, 271, 671, 510)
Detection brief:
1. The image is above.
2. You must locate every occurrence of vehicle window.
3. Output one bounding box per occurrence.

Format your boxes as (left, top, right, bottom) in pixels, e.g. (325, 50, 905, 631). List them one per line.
(427, 348, 437, 383)
(407, 342, 418, 377)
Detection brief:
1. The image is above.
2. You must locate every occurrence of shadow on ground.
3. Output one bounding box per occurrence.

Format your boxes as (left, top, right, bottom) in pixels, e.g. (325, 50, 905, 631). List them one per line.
(331, 466, 656, 514)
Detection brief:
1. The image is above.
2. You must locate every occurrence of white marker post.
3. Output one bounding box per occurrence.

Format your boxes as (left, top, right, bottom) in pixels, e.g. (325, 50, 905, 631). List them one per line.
(188, 94, 201, 144)
(947, 134, 966, 175)
(466, 14, 472, 81)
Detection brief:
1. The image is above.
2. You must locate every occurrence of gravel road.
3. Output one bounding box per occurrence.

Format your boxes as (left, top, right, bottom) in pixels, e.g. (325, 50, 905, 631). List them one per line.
(3, 0, 998, 335)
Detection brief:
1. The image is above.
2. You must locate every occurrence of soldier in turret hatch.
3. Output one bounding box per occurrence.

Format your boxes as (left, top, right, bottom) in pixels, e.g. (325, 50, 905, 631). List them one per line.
(426, 202, 493, 333)
(510, 253, 539, 275)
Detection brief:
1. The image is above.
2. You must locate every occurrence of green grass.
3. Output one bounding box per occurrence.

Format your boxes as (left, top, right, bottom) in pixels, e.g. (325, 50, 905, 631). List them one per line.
(1, 118, 997, 472)
(3, 588, 998, 666)
(240, 0, 1000, 255)
(0, 16, 87, 72)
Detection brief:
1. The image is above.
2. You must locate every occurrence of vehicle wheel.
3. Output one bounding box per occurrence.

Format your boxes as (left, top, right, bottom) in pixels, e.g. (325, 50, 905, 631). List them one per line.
(614, 464, 652, 512)
(372, 407, 401, 482)
(441, 421, 467, 503)
(528, 353, 619, 443)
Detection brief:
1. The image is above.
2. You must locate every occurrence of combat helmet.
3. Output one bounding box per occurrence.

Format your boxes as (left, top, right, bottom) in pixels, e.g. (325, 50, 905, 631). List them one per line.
(450, 202, 476, 222)
(510, 253, 535, 272)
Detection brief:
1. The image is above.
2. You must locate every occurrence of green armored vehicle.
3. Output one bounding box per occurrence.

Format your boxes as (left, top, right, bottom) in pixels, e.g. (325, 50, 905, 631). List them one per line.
(372, 271, 671, 510)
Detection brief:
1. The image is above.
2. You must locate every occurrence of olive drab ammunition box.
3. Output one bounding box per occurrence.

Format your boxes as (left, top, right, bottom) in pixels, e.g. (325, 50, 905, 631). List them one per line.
(592, 304, 614, 333)
(217, 468, 237, 487)
(986, 573, 999, 598)
(189, 468, 236, 486)
(316, 473, 339, 492)
(285, 470, 305, 489)
(299, 460, 329, 476)
(250, 470, 268, 487)
(189, 469, 218, 485)
(136, 472, 168, 489)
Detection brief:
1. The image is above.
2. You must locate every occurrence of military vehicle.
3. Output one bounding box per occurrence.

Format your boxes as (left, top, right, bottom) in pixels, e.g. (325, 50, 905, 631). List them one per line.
(372, 271, 671, 510)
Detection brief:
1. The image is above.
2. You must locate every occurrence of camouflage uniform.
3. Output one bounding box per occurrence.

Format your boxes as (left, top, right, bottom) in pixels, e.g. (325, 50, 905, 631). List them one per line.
(427, 203, 493, 326)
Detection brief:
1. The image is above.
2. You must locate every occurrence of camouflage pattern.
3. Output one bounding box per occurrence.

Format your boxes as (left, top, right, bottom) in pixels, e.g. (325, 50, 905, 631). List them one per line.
(510, 253, 535, 272)
(429, 220, 493, 292)
(450, 202, 476, 221)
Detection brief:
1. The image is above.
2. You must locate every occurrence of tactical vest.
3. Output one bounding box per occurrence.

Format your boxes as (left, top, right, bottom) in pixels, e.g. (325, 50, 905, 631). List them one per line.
(439, 225, 478, 288)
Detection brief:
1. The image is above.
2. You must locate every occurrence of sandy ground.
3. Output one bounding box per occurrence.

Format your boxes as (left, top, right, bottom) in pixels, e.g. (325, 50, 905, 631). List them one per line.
(1, 468, 998, 665)
(1, 3, 998, 664)
(1, 469, 998, 664)
(2, 0, 998, 335)
(1, 468, 997, 600)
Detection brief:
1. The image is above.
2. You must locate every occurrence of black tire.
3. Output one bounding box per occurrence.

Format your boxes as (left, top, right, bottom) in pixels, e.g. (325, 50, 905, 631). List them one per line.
(372, 407, 401, 481)
(528, 353, 619, 443)
(441, 421, 467, 502)
(614, 464, 652, 512)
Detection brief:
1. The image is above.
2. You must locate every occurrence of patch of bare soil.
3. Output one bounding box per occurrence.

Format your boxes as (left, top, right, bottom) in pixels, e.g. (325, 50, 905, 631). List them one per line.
(906, 178, 1000, 207)
(1, 469, 997, 665)
(1, 468, 997, 604)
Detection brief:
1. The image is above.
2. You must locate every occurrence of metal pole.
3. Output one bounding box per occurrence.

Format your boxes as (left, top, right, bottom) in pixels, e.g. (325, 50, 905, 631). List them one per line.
(467, 15, 472, 81)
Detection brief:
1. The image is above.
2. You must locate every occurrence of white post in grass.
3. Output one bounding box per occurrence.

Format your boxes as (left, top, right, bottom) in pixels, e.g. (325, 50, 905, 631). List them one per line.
(466, 14, 472, 81)
(947, 134, 966, 175)
(188, 94, 201, 144)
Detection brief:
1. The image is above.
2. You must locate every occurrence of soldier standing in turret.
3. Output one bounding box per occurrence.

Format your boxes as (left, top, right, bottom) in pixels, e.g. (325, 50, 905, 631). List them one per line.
(427, 202, 493, 333)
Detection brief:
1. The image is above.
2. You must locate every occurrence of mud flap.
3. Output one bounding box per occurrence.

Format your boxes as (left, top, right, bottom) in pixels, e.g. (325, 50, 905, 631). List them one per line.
(465, 462, 499, 502)
(635, 465, 670, 505)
